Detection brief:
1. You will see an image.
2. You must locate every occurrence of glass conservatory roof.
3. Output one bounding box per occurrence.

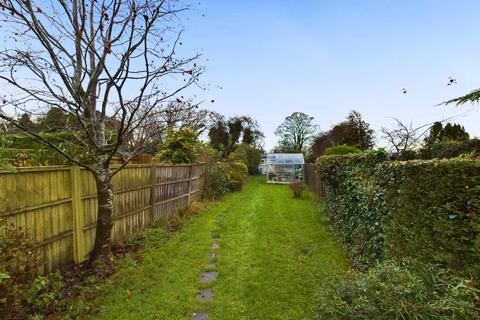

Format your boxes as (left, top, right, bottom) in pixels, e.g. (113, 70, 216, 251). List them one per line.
(266, 153, 305, 165)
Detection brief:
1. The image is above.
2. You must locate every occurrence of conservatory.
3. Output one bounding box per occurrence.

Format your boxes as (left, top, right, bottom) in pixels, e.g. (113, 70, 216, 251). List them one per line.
(266, 153, 305, 184)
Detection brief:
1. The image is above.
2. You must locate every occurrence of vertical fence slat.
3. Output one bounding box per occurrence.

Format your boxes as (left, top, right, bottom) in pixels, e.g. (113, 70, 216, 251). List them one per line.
(149, 164, 157, 223)
(71, 166, 86, 263)
(187, 164, 193, 204)
(304, 163, 325, 198)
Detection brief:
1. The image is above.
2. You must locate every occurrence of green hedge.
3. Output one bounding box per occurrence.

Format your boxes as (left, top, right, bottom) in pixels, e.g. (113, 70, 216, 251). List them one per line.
(420, 138, 480, 159)
(316, 259, 480, 320)
(324, 144, 363, 156)
(378, 160, 480, 277)
(0, 132, 101, 166)
(316, 150, 388, 270)
(316, 153, 480, 277)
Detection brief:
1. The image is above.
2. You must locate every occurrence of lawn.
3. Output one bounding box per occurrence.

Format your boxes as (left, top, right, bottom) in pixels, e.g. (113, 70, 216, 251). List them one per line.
(66, 176, 349, 320)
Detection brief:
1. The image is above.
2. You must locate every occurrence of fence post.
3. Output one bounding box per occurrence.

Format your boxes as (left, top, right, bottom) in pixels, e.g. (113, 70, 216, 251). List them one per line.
(70, 165, 86, 263)
(187, 164, 194, 204)
(149, 164, 157, 223)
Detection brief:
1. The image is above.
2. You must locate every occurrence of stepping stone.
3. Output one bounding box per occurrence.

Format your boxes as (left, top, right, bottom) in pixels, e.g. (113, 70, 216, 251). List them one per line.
(209, 252, 216, 259)
(200, 271, 218, 283)
(192, 311, 208, 320)
(211, 242, 220, 250)
(196, 288, 214, 301)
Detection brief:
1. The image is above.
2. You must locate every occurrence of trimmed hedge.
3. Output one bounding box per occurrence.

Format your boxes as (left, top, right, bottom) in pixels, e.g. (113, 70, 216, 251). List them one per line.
(379, 160, 480, 277)
(316, 153, 480, 278)
(316, 150, 388, 269)
(324, 144, 363, 156)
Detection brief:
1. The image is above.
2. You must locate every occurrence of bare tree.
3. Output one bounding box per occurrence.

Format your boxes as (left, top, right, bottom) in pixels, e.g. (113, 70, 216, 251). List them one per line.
(381, 119, 431, 157)
(158, 100, 221, 136)
(124, 100, 221, 153)
(0, 0, 202, 263)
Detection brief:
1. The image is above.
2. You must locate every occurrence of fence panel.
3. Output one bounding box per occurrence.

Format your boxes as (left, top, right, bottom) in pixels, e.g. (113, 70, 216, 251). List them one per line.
(0, 163, 206, 274)
(303, 163, 325, 198)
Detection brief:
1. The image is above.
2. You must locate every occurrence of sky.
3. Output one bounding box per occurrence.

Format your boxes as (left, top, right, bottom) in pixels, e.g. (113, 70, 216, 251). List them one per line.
(180, 0, 480, 150)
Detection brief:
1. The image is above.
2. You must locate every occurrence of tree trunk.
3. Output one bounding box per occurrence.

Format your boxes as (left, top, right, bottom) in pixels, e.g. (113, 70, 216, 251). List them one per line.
(89, 168, 114, 264)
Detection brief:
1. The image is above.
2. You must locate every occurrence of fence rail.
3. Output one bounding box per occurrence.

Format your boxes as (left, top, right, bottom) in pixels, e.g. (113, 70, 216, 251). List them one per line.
(303, 163, 325, 198)
(0, 163, 206, 274)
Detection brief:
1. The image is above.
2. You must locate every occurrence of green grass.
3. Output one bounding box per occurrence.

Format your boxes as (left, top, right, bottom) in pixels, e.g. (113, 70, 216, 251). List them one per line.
(65, 177, 349, 320)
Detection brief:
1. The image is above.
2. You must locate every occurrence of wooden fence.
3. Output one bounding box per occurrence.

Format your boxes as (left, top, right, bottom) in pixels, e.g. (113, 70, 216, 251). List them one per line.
(0, 163, 206, 274)
(303, 163, 325, 198)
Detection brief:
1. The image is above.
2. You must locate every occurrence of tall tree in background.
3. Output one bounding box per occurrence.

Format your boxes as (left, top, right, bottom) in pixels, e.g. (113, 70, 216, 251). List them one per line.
(0, 0, 201, 263)
(329, 111, 374, 151)
(208, 116, 263, 157)
(310, 110, 374, 157)
(423, 122, 469, 147)
(274, 112, 316, 153)
(15, 113, 37, 133)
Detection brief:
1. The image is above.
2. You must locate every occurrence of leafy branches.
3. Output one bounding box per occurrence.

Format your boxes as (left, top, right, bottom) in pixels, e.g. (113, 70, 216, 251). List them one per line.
(275, 112, 317, 153)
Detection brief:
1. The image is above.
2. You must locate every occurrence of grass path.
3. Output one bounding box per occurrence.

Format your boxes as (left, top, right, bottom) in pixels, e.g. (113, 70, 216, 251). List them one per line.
(75, 177, 349, 320)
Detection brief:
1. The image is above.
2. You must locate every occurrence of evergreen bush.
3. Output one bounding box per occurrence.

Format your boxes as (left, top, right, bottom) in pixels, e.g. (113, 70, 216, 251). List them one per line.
(316, 153, 480, 277)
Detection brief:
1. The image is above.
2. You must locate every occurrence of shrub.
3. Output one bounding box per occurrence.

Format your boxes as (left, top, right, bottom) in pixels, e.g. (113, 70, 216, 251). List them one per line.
(289, 180, 306, 198)
(202, 162, 247, 200)
(0, 224, 42, 289)
(178, 201, 204, 219)
(316, 260, 480, 320)
(195, 142, 223, 162)
(157, 128, 198, 164)
(228, 170, 244, 191)
(0, 224, 45, 317)
(231, 161, 248, 177)
(26, 272, 63, 315)
(324, 144, 363, 156)
(202, 163, 230, 200)
(229, 143, 262, 175)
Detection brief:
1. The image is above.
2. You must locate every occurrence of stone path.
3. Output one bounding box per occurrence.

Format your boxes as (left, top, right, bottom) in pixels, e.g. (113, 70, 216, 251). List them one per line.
(192, 234, 220, 319)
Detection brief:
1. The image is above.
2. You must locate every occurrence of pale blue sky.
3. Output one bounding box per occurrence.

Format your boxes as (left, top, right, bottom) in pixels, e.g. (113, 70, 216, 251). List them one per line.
(182, 1, 480, 149)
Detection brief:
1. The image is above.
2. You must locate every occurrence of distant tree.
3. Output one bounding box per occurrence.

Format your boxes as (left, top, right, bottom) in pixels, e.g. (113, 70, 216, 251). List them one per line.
(37, 107, 75, 132)
(229, 143, 262, 175)
(274, 112, 317, 153)
(242, 127, 255, 145)
(310, 111, 373, 159)
(209, 120, 229, 153)
(15, 113, 37, 133)
(381, 119, 431, 158)
(157, 100, 221, 137)
(329, 111, 374, 151)
(424, 122, 469, 147)
(310, 132, 333, 158)
(208, 116, 263, 157)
